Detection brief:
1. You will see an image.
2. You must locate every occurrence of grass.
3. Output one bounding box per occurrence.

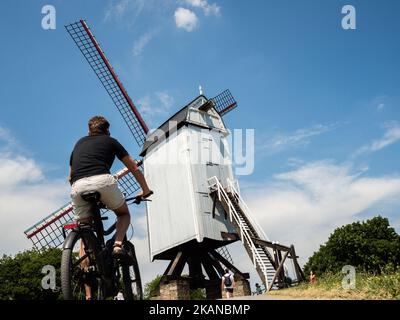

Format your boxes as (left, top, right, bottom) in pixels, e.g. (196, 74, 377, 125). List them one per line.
(268, 271, 400, 300)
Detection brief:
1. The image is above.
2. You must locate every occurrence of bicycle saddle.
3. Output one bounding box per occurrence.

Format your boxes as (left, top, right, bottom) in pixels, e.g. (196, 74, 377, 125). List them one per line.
(81, 191, 101, 203)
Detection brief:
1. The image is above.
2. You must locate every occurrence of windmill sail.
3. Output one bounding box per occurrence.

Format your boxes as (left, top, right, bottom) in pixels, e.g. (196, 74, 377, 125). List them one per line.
(211, 89, 238, 116)
(65, 20, 148, 146)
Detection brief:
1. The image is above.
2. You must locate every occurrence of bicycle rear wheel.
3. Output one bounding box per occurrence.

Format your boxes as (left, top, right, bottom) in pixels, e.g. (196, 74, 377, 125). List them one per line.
(61, 230, 106, 300)
(120, 241, 143, 300)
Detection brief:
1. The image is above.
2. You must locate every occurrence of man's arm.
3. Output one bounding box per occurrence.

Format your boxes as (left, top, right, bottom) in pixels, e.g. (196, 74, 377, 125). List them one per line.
(121, 156, 151, 195)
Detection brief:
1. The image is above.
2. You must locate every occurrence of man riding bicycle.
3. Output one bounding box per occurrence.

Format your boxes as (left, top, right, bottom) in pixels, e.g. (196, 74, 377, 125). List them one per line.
(69, 116, 152, 260)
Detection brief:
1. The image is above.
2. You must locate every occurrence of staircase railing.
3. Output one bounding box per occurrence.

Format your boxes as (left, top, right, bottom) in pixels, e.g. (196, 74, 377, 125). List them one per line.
(208, 176, 270, 289)
(227, 178, 293, 289)
(226, 178, 269, 242)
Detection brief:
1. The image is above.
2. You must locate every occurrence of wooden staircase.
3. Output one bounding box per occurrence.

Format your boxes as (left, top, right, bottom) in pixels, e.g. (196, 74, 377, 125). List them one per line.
(208, 177, 276, 289)
(208, 176, 305, 290)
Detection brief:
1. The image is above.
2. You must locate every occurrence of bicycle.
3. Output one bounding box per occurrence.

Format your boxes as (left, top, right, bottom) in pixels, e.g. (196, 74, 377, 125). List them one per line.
(60, 190, 153, 300)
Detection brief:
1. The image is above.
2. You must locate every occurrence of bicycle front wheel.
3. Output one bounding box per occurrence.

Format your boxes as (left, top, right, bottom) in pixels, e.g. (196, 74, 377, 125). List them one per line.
(120, 241, 143, 300)
(61, 230, 105, 300)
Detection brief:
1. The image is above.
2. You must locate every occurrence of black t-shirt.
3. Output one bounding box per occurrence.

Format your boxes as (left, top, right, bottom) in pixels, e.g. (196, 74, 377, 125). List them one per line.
(69, 135, 129, 184)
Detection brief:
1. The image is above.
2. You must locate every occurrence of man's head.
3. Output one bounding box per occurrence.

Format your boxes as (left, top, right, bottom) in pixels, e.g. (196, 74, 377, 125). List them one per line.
(224, 268, 229, 274)
(88, 116, 110, 136)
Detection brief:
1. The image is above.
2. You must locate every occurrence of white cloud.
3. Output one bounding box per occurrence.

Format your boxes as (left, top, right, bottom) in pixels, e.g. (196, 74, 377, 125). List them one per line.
(104, 0, 146, 22)
(0, 126, 15, 145)
(241, 160, 400, 268)
(174, 7, 198, 32)
(155, 91, 174, 110)
(137, 91, 174, 118)
(263, 123, 340, 153)
(132, 31, 155, 57)
(0, 126, 25, 155)
(0, 127, 70, 256)
(354, 122, 400, 157)
(184, 0, 220, 16)
(0, 155, 43, 188)
(370, 95, 388, 112)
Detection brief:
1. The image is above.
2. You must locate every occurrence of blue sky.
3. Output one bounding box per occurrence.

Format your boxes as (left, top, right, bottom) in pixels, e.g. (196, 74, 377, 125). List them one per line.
(0, 0, 399, 178)
(0, 0, 399, 286)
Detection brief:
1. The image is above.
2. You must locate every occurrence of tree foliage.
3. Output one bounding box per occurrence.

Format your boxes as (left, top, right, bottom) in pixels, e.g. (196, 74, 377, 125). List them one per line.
(304, 216, 400, 275)
(0, 248, 62, 300)
(143, 274, 162, 300)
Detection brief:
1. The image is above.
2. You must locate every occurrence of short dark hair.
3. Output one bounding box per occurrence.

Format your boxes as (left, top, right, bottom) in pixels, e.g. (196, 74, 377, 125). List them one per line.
(88, 116, 110, 136)
(224, 268, 229, 274)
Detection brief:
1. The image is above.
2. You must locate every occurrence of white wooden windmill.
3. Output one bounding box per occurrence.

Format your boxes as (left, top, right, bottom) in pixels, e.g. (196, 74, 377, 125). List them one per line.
(24, 20, 304, 298)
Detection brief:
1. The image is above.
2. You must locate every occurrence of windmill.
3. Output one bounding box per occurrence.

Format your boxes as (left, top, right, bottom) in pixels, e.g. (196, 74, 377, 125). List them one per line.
(24, 20, 304, 299)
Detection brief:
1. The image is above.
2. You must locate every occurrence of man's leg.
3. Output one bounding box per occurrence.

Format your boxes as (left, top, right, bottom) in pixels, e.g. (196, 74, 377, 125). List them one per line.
(71, 185, 93, 300)
(113, 201, 131, 245)
(79, 240, 91, 300)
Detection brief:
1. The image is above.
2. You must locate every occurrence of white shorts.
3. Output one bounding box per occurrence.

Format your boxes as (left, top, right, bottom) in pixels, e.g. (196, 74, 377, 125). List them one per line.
(70, 174, 125, 221)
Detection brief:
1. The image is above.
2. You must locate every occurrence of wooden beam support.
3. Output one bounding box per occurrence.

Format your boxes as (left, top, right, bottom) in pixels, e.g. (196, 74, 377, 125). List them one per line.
(210, 249, 249, 280)
(267, 251, 289, 292)
(277, 250, 285, 285)
(201, 254, 220, 280)
(165, 251, 186, 277)
(252, 237, 292, 252)
(290, 245, 305, 282)
(188, 255, 203, 279)
(206, 252, 226, 277)
(211, 192, 217, 219)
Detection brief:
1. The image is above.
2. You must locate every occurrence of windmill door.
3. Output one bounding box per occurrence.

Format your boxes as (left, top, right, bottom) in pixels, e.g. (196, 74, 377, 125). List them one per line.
(202, 134, 220, 180)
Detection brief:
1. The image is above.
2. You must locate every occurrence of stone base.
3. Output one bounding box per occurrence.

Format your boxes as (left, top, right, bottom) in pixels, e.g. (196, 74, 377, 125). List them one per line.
(234, 278, 251, 297)
(158, 278, 191, 300)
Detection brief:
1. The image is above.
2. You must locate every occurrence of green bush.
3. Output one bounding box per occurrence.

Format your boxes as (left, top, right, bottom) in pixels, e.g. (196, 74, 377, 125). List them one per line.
(304, 216, 400, 275)
(190, 288, 206, 300)
(366, 271, 400, 299)
(0, 248, 62, 300)
(143, 274, 162, 300)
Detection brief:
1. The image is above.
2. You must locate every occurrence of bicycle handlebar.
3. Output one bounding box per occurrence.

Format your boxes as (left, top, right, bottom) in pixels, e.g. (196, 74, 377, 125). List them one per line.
(126, 190, 154, 205)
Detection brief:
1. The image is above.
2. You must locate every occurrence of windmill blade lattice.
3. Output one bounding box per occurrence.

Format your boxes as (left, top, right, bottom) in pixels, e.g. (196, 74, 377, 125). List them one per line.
(65, 20, 148, 147)
(24, 168, 140, 249)
(211, 89, 238, 116)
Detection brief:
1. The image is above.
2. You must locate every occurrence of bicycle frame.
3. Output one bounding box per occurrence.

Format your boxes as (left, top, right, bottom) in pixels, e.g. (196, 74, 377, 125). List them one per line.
(62, 205, 115, 250)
